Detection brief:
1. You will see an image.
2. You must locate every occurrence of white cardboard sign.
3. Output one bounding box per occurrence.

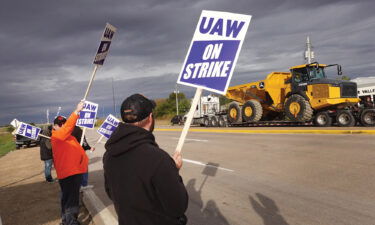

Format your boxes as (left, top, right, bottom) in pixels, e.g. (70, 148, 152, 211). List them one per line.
(15, 122, 41, 140)
(177, 10, 252, 95)
(97, 114, 120, 139)
(93, 23, 117, 65)
(76, 101, 99, 129)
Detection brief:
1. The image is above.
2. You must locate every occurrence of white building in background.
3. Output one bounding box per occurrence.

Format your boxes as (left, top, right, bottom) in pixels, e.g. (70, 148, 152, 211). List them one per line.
(351, 77, 375, 101)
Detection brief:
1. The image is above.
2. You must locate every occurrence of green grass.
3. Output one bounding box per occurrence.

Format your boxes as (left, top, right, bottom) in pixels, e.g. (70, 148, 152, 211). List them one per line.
(0, 133, 15, 157)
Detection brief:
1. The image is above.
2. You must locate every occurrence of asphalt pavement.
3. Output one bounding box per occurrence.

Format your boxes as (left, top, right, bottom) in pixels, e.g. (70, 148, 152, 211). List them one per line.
(83, 126, 375, 225)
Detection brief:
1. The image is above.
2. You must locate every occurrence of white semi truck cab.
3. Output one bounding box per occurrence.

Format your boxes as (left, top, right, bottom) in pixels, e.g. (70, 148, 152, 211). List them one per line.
(190, 95, 227, 127)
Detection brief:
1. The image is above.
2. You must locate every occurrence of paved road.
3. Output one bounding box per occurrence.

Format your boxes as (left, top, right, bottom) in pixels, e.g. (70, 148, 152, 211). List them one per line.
(85, 127, 375, 225)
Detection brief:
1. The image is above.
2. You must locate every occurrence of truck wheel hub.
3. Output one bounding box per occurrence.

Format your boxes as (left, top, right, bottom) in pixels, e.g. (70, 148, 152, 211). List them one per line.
(289, 102, 301, 116)
(364, 112, 375, 124)
(338, 114, 350, 124)
(230, 108, 237, 118)
(317, 115, 327, 124)
(244, 107, 253, 117)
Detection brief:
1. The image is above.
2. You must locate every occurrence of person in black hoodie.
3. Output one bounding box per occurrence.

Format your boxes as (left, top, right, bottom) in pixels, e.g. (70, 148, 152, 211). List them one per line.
(40, 125, 54, 182)
(103, 94, 188, 225)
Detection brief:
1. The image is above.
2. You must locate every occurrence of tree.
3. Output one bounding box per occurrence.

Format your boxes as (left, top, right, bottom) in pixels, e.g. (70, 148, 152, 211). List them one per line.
(341, 75, 351, 81)
(154, 92, 191, 118)
(336, 75, 351, 81)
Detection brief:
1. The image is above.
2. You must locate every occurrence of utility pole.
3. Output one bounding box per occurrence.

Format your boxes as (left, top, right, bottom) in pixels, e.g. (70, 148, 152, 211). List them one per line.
(46, 109, 50, 124)
(112, 77, 116, 117)
(304, 36, 315, 64)
(174, 85, 179, 115)
(56, 107, 61, 117)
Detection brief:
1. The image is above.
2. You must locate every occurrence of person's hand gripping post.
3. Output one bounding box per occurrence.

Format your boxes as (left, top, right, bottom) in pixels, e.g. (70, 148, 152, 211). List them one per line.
(173, 151, 183, 170)
(74, 101, 85, 115)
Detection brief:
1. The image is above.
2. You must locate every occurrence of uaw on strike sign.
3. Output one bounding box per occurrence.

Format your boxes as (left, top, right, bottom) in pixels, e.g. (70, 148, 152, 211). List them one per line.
(15, 122, 41, 140)
(177, 10, 251, 94)
(76, 101, 99, 129)
(97, 114, 120, 139)
(93, 23, 117, 65)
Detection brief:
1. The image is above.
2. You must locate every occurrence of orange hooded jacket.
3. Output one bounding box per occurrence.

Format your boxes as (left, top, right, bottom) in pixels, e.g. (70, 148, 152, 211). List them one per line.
(51, 112, 89, 179)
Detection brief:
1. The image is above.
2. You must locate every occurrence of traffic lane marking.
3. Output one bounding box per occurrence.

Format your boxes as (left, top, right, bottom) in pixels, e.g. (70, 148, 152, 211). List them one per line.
(183, 158, 234, 172)
(172, 137, 209, 142)
(155, 128, 375, 135)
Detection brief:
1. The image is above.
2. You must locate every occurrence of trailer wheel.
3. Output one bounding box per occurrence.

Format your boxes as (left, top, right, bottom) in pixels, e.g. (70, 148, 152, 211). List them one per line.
(218, 116, 227, 127)
(242, 100, 263, 122)
(203, 117, 210, 127)
(210, 116, 218, 127)
(336, 110, 355, 127)
(360, 109, 375, 127)
(227, 102, 242, 124)
(313, 111, 332, 127)
(284, 94, 313, 122)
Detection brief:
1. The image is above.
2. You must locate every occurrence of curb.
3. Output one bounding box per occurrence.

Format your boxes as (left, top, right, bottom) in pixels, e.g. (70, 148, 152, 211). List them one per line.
(155, 128, 375, 135)
(82, 189, 118, 225)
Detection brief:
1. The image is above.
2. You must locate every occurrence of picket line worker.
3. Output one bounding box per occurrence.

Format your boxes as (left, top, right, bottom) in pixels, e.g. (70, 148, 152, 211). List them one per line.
(71, 126, 95, 190)
(51, 102, 88, 225)
(103, 94, 189, 225)
(39, 124, 54, 182)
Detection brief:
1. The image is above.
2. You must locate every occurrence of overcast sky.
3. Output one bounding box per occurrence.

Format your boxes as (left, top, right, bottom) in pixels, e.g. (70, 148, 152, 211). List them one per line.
(1, 0, 375, 125)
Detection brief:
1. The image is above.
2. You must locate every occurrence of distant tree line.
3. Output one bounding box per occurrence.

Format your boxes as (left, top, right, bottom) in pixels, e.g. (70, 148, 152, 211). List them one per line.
(154, 92, 191, 118)
(154, 92, 233, 119)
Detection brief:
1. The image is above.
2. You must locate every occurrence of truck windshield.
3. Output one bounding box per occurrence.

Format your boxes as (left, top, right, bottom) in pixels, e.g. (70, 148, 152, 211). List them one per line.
(292, 68, 309, 83)
(308, 66, 326, 80)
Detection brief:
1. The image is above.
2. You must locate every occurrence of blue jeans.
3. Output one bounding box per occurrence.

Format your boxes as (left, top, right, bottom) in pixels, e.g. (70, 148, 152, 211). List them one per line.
(81, 171, 88, 187)
(44, 159, 53, 180)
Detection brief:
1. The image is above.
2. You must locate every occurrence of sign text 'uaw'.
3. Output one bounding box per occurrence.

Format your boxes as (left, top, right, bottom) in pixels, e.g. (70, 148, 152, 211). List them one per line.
(76, 101, 99, 129)
(93, 23, 117, 65)
(177, 10, 251, 95)
(15, 122, 41, 140)
(97, 114, 120, 139)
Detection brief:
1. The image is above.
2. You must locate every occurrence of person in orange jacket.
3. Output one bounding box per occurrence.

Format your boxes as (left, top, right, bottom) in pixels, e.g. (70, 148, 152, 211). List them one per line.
(51, 101, 88, 225)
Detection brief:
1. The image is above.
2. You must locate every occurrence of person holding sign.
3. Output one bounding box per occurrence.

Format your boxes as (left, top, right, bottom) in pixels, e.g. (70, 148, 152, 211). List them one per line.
(39, 125, 54, 183)
(103, 94, 188, 225)
(51, 102, 88, 225)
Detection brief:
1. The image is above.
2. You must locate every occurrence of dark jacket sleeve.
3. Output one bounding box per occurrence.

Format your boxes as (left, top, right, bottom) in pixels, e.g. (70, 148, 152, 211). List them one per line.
(40, 129, 53, 160)
(104, 171, 112, 200)
(71, 126, 91, 150)
(152, 155, 188, 217)
(82, 136, 91, 150)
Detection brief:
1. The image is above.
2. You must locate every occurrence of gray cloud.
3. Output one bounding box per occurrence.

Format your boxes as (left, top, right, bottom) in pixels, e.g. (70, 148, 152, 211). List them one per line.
(1, 0, 375, 124)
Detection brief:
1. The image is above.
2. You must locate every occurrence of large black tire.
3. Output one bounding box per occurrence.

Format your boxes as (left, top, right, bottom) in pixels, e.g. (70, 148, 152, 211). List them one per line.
(227, 102, 242, 124)
(218, 116, 227, 127)
(336, 110, 355, 127)
(313, 111, 332, 127)
(242, 100, 263, 122)
(284, 94, 313, 122)
(210, 116, 218, 127)
(360, 109, 375, 127)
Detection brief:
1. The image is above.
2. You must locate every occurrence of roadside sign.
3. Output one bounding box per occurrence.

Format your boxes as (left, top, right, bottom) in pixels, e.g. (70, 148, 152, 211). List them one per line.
(97, 114, 120, 139)
(76, 101, 99, 129)
(15, 122, 41, 140)
(93, 23, 117, 65)
(177, 10, 251, 95)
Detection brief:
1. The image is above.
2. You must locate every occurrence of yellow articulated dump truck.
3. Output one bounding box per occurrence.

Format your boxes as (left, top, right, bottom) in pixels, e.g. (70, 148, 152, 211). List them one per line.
(225, 62, 375, 127)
